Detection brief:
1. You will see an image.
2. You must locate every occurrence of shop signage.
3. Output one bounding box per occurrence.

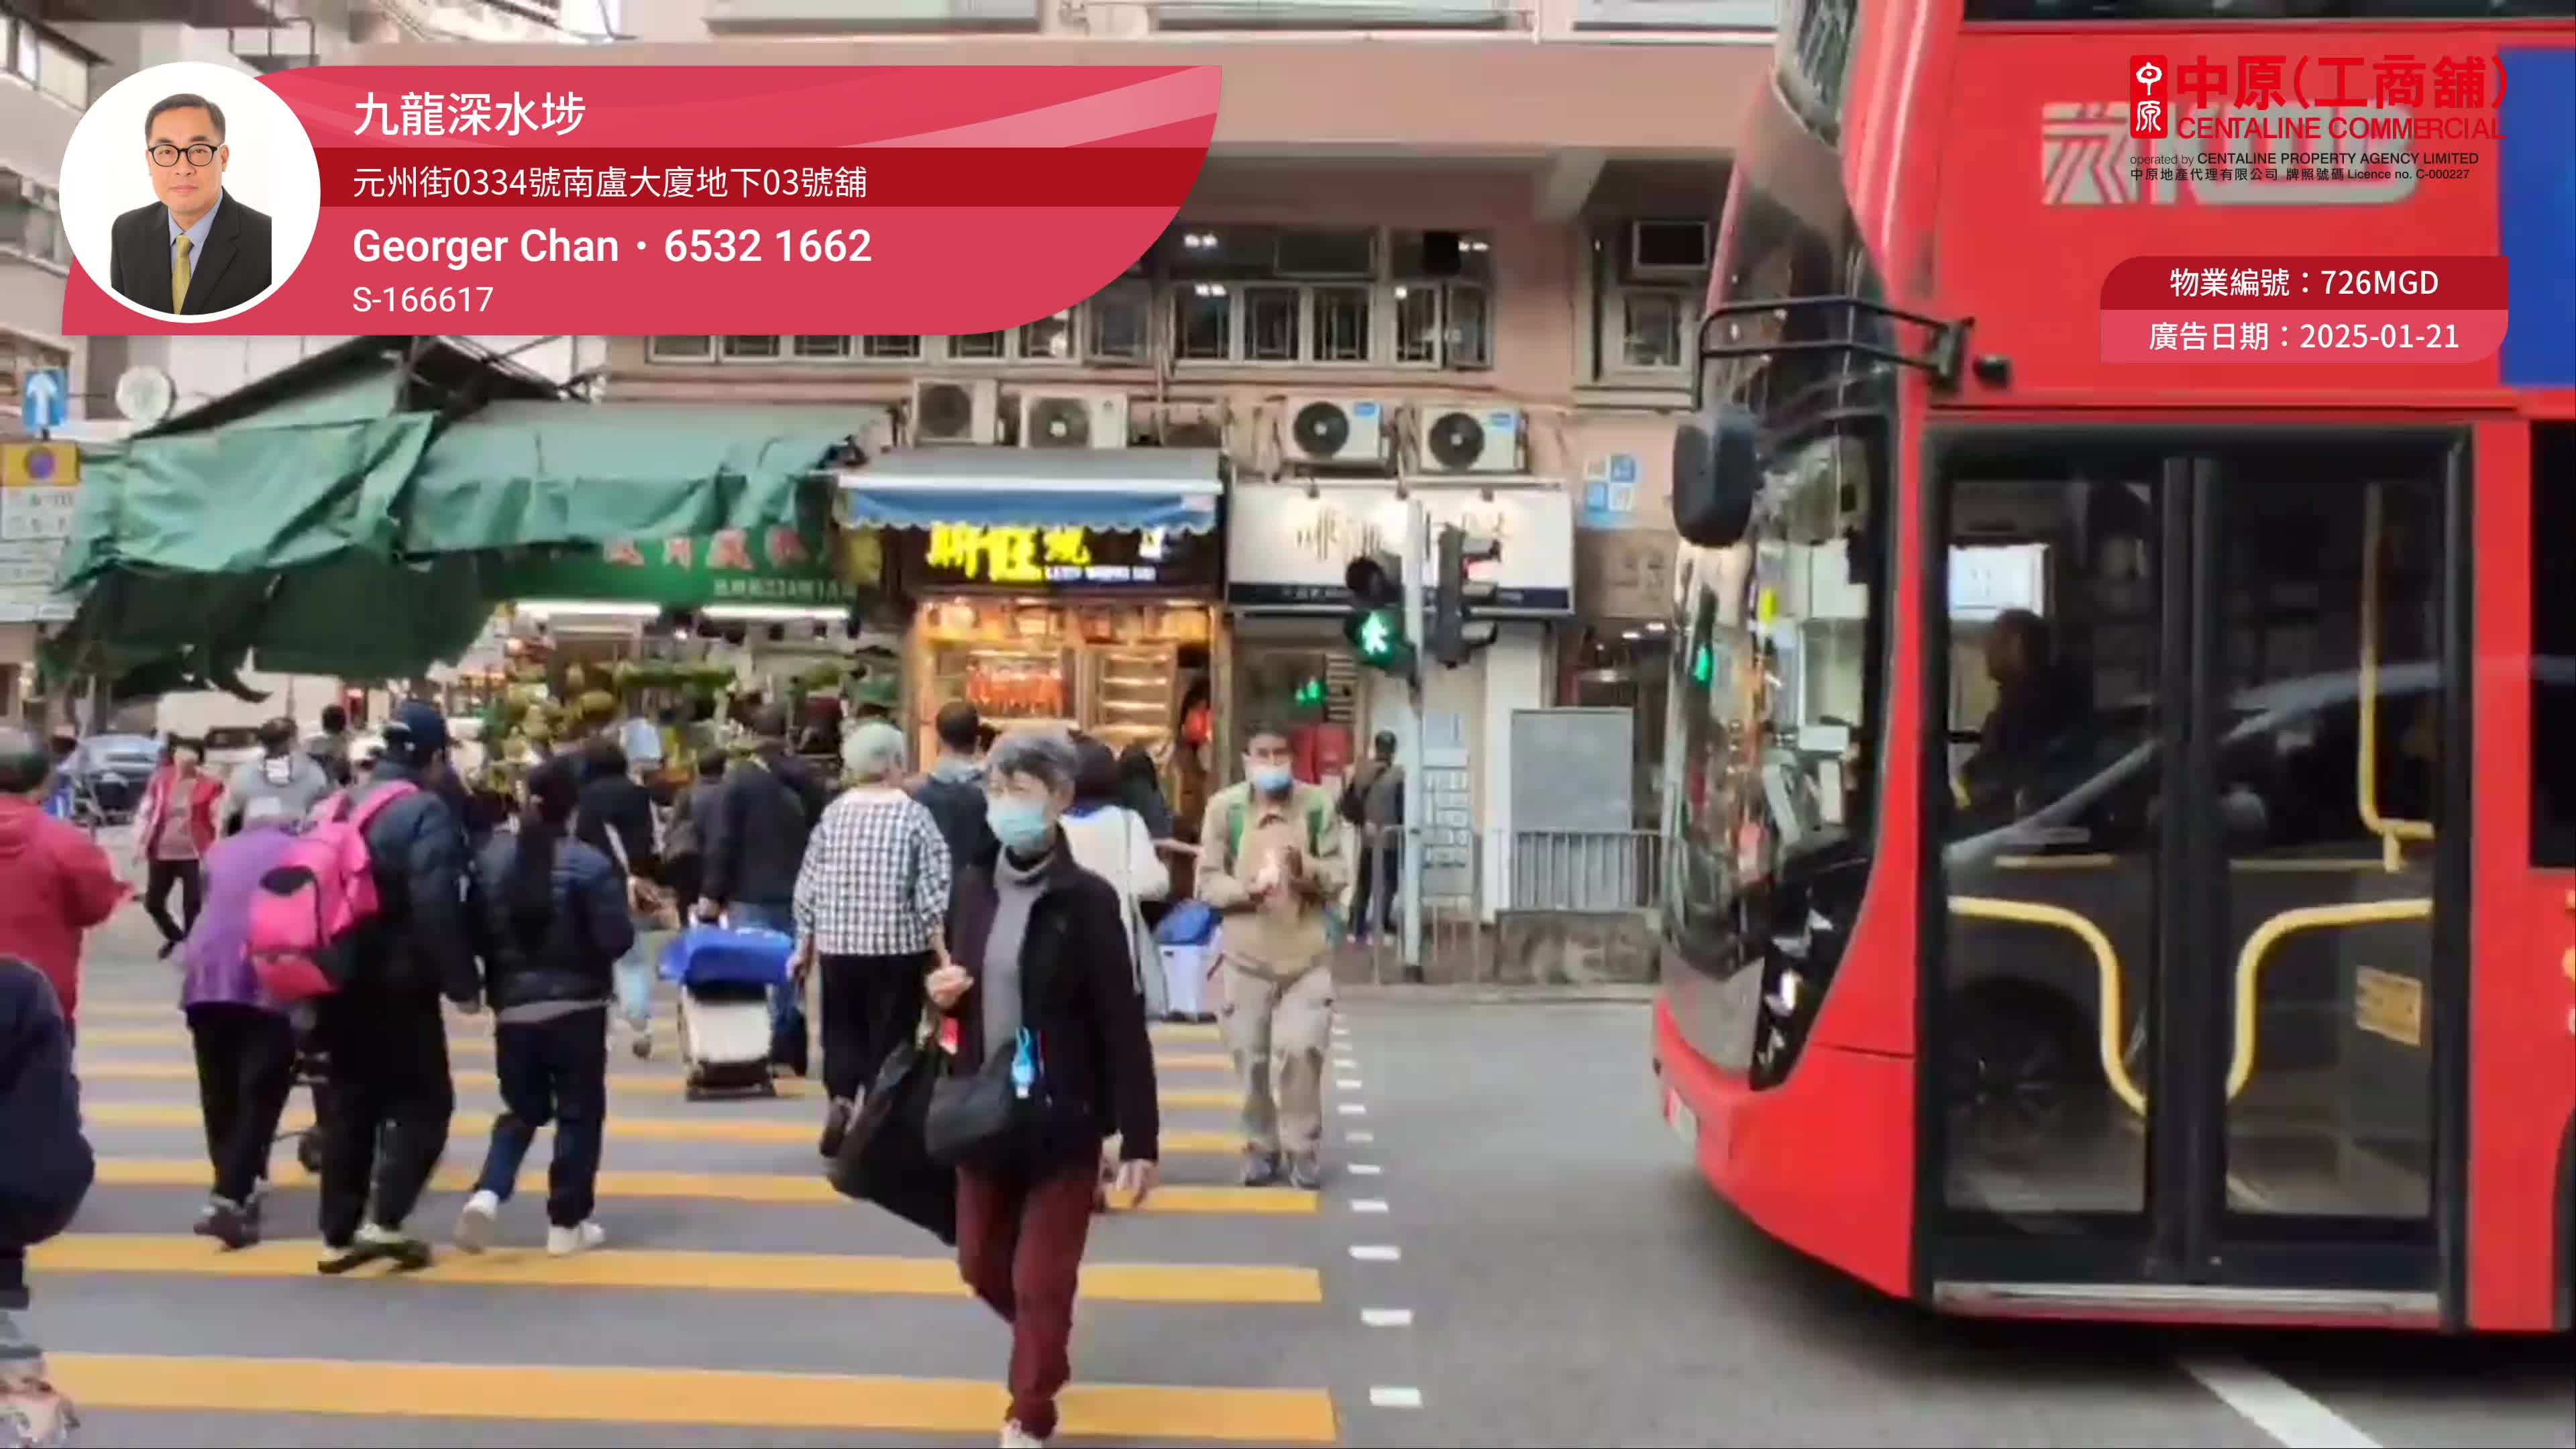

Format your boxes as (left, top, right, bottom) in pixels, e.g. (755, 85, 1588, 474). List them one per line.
(0, 458, 77, 624)
(900, 523, 1220, 592)
(1226, 483, 1574, 616)
(490, 525, 876, 608)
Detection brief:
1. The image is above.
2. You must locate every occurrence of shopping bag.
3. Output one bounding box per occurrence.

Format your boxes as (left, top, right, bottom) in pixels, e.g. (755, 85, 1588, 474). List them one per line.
(827, 1034, 957, 1246)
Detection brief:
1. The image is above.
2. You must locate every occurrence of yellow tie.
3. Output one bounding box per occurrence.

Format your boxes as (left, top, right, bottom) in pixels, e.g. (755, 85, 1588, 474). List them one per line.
(172, 235, 193, 313)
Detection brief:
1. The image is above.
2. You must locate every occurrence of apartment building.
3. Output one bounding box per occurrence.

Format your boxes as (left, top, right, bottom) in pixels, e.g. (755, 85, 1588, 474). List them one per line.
(361, 4, 1766, 883)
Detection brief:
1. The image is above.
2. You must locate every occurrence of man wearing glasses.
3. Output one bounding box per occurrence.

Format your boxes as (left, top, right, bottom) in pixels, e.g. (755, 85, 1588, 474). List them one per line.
(107, 93, 274, 317)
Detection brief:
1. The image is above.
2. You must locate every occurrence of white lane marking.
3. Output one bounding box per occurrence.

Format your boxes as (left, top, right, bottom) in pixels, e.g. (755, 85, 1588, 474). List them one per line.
(1349, 1198, 1389, 1214)
(1336, 1077, 1365, 1090)
(2180, 1356, 2381, 1449)
(1348, 1163, 1383, 1176)
(1360, 1307, 1413, 1328)
(1345, 1130, 1376, 1144)
(1338, 1102, 1368, 1116)
(1368, 1387, 1424, 1409)
(1349, 1244, 1401, 1261)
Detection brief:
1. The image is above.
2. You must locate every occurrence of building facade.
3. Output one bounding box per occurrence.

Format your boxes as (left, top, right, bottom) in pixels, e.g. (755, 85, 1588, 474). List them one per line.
(359, 16, 1764, 896)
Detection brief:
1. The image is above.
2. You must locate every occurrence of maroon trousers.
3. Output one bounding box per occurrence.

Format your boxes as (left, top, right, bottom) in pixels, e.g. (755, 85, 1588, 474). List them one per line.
(955, 1159, 1099, 1440)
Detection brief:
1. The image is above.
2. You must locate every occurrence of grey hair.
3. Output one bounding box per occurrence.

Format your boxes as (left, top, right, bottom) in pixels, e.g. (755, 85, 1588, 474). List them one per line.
(985, 727, 1079, 794)
(840, 719, 908, 782)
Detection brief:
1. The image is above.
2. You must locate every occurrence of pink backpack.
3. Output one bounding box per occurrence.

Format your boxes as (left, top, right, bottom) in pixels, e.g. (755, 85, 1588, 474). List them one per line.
(248, 782, 419, 1003)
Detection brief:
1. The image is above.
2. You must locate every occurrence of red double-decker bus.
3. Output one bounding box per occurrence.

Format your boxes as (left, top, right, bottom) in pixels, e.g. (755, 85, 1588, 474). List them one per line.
(1652, 0, 2575, 1330)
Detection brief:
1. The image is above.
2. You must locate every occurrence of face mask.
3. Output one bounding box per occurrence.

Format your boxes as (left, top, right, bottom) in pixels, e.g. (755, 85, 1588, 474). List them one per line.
(1250, 765, 1293, 796)
(987, 796, 1053, 853)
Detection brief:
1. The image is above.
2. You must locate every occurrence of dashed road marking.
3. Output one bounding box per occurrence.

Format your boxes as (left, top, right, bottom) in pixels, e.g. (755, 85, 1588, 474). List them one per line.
(1348, 1245, 1401, 1262)
(1348, 1163, 1383, 1176)
(1368, 1387, 1424, 1409)
(1335, 1077, 1364, 1089)
(1348, 1199, 1389, 1214)
(1338, 1103, 1368, 1116)
(1360, 1308, 1413, 1328)
(1345, 1130, 1375, 1144)
(2180, 1356, 2380, 1449)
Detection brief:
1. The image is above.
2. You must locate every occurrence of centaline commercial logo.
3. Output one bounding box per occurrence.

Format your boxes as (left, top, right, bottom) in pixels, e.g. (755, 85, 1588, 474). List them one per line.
(2131, 57, 2169, 139)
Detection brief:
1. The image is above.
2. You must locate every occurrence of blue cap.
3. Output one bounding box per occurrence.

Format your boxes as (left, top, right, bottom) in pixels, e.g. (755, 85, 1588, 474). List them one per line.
(386, 701, 450, 753)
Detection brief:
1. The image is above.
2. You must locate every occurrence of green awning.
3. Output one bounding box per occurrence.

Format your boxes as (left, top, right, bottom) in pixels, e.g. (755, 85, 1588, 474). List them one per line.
(49, 400, 859, 688)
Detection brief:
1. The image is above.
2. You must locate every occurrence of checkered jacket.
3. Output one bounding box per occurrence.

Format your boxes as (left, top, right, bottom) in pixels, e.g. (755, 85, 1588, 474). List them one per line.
(791, 787, 954, 956)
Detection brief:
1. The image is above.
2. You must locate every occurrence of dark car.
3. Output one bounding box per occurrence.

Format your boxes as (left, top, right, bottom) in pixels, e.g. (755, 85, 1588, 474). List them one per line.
(72, 732, 161, 822)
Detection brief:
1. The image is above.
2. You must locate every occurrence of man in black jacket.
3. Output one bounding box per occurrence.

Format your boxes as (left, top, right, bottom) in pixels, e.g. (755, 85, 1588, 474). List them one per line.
(0, 955, 91, 1443)
(313, 702, 482, 1274)
(575, 739, 663, 1057)
(696, 704, 827, 934)
(912, 700, 998, 881)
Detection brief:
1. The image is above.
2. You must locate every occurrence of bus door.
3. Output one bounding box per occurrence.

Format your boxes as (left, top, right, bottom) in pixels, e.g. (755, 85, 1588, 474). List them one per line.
(1921, 427, 2469, 1323)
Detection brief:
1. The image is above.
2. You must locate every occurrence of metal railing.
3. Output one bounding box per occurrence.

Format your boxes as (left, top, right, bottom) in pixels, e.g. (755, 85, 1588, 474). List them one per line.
(1342, 825, 1664, 983)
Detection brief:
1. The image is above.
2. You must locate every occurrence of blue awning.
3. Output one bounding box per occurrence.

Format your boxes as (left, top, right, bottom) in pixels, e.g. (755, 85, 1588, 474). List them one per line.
(838, 447, 1224, 534)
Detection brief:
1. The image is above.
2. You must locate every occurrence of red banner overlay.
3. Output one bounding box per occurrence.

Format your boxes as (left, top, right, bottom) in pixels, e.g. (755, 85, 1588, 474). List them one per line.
(2098, 254, 2508, 366)
(2099, 311, 2507, 365)
(2099, 256, 2509, 309)
(62, 65, 1217, 337)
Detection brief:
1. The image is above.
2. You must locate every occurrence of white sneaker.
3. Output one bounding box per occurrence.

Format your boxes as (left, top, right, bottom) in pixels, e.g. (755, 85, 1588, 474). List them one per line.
(546, 1220, 607, 1256)
(999, 1421, 1046, 1448)
(453, 1190, 500, 1253)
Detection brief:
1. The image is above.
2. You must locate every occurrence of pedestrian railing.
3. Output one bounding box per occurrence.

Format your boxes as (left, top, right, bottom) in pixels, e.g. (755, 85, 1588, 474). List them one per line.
(1498, 828, 1664, 914)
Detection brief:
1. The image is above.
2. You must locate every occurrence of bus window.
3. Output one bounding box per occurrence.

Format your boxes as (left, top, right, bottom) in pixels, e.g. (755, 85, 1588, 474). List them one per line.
(2536, 423, 2575, 870)
(1965, 0, 2573, 19)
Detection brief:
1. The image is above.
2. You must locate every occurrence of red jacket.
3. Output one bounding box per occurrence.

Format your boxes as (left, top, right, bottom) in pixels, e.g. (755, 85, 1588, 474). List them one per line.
(138, 766, 223, 860)
(0, 794, 127, 1026)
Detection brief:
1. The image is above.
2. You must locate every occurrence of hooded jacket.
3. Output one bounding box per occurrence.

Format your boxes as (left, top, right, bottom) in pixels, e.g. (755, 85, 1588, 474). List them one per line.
(0, 794, 127, 1025)
(0, 957, 94, 1308)
(470, 828, 635, 1011)
(343, 761, 480, 1004)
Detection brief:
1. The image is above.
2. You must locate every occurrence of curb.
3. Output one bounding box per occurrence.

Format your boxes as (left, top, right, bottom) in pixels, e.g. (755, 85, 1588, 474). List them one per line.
(1340, 983, 1658, 1005)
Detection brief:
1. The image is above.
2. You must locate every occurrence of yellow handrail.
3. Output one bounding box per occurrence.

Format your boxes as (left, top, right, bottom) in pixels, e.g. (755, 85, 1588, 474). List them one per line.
(2226, 898, 2433, 1101)
(1948, 896, 2147, 1117)
(2357, 485, 2435, 871)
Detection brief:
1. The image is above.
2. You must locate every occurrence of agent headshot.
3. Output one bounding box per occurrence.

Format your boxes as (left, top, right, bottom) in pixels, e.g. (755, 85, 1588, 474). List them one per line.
(107, 92, 274, 317)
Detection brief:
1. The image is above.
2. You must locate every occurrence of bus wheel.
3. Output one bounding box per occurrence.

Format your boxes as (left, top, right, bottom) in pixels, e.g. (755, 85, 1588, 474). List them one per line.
(1943, 985, 2094, 1163)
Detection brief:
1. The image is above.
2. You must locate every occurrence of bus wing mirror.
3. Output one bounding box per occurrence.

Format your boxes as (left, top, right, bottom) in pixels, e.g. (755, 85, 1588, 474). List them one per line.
(1671, 402, 1761, 548)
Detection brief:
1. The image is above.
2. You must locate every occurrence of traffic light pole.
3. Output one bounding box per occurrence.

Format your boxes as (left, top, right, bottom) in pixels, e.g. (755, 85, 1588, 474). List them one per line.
(1399, 500, 1428, 984)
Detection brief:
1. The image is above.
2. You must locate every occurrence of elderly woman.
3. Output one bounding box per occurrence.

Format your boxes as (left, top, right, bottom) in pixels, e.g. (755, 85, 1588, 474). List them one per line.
(924, 729, 1160, 1449)
(792, 720, 955, 1159)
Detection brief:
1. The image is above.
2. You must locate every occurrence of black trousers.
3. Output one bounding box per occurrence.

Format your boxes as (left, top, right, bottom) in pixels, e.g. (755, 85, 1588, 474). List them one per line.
(819, 951, 930, 1102)
(313, 986, 454, 1244)
(474, 1006, 610, 1228)
(1351, 838, 1399, 938)
(186, 1002, 298, 1205)
(144, 858, 204, 945)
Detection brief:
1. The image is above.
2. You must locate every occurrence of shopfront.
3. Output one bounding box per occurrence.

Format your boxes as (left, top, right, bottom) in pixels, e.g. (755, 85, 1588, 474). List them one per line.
(1226, 479, 1575, 900)
(841, 447, 1226, 826)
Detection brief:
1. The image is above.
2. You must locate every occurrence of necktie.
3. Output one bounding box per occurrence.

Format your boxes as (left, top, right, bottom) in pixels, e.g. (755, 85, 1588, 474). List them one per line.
(172, 235, 193, 314)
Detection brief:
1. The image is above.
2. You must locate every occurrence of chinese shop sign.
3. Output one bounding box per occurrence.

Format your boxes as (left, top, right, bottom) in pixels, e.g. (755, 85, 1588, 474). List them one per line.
(492, 525, 880, 607)
(902, 524, 1219, 592)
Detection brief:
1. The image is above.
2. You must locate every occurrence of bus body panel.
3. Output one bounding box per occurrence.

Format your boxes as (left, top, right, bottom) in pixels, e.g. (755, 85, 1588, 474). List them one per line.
(1656, 990, 1915, 1298)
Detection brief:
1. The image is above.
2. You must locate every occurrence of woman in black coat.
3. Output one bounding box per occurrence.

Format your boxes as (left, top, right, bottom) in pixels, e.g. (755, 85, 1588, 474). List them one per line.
(923, 727, 1159, 1449)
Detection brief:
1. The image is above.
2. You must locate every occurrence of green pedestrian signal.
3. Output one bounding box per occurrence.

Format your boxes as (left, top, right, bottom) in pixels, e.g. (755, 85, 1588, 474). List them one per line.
(1341, 551, 1413, 679)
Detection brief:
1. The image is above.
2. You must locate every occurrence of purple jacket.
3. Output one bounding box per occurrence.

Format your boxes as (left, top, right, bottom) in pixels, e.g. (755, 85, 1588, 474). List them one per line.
(180, 822, 301, 1012)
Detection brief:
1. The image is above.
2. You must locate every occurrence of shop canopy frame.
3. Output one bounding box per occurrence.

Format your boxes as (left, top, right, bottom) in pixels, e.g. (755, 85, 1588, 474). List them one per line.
(837, 447, 1225, 535)
(47, 336, 862, 696)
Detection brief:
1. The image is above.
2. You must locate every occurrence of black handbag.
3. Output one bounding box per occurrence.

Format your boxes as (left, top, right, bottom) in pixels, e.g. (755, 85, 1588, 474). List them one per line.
(924, 1036, 1026, 1171)
(828, 1022, 956, 1245)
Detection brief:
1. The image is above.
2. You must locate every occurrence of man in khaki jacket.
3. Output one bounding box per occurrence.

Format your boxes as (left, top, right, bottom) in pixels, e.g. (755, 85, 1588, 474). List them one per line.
(1195, 726, 1347, 1189)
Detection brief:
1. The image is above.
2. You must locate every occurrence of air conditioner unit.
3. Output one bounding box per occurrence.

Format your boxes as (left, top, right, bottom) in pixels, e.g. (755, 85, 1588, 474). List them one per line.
(910, 379, 1000, 445)
(1020, 391, 1130, 450)
(1285, 398, 1387, 467)
(1412, 407, 1524, 476)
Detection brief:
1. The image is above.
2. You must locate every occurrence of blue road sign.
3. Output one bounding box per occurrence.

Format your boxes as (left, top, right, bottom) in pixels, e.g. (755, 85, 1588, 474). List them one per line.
(19, 368, 67, 433)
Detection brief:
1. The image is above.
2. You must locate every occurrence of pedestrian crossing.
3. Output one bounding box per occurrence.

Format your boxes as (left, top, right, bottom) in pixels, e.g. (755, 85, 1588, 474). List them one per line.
(42, 976, 1352, 1445)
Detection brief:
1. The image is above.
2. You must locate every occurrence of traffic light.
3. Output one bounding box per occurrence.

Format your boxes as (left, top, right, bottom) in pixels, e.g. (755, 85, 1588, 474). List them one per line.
(1429, 526, 1501, 668)
(1342, 549, 1413, 677)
